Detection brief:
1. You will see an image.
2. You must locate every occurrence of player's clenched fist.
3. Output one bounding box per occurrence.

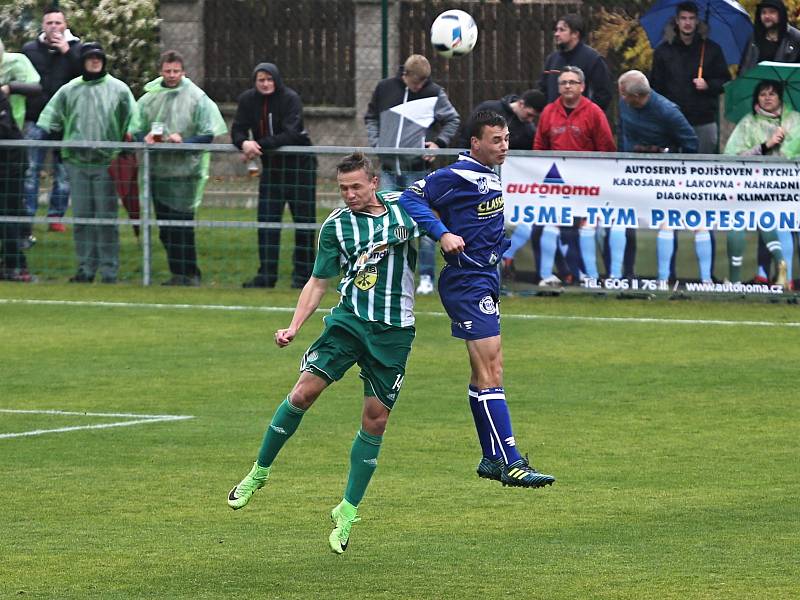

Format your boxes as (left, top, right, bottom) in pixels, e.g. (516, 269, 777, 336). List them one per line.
(275, 328, 296, 347)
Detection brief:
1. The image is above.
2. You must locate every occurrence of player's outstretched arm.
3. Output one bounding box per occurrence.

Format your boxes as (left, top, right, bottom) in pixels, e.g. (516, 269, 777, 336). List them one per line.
(275, 276, 329, 347)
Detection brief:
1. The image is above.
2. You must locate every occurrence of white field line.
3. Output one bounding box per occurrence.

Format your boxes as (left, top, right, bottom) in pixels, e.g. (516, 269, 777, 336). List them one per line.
(0, 409, 194, 440)
(2, 297, 800, 329)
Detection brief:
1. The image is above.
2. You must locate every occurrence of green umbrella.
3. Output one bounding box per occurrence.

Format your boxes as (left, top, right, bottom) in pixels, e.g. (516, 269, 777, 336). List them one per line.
(724, 61, 800, 124)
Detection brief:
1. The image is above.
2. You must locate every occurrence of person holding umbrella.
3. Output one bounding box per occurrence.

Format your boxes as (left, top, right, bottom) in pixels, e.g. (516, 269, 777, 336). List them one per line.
(650, 1, 730, 283)
(724, 79, 796, 287)
(650, 1, 730, 153)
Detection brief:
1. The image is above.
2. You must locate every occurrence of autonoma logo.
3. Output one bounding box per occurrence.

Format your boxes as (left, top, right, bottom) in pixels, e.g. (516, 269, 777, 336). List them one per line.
(505, 163, 600, 197)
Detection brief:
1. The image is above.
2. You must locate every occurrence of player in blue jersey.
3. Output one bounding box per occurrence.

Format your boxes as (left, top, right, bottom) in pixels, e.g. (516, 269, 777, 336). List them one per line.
(399, 111, 555, 488)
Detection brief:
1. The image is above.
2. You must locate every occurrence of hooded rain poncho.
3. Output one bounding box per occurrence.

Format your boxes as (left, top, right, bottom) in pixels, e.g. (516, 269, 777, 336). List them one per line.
(36, 73, 136, 166)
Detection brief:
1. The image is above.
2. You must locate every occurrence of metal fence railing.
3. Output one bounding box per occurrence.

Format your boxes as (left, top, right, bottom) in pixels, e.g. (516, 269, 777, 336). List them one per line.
(1, 140, 797, 296)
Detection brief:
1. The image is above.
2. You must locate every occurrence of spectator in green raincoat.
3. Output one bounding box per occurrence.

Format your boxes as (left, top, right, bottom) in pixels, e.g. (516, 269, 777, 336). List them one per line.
(133, 50, 227, 286)
(0, 39, 42, 130)
(724, 79, 800, 287)
(36, 42, 135, 284)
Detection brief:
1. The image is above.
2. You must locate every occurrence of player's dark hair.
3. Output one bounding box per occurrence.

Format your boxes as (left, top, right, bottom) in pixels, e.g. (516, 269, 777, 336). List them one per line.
(752, 80, 784, 113)
(469, 111, 507, 141)
(520, 89, 547, 111)
(337, 152, 376, 180)
(558, 14, 584, 38)
(676, 1, 698, 15)
(159, 50, 185, 69)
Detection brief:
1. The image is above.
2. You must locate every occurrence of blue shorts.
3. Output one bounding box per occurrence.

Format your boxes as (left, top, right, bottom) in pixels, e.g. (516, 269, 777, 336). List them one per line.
(438, 265, 501, 340)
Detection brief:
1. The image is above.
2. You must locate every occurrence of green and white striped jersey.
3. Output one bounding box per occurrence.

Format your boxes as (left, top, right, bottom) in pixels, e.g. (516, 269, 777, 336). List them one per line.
(313, 191, 420, 327)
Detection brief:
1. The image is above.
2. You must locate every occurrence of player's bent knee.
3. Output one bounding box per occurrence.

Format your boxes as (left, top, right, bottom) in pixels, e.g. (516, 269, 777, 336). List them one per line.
(362, 398, 389, 435)
(288, 373, 328, 410)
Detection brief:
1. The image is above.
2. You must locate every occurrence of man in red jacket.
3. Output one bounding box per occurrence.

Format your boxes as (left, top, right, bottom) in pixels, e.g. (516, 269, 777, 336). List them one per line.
(534, 66, 615, 285)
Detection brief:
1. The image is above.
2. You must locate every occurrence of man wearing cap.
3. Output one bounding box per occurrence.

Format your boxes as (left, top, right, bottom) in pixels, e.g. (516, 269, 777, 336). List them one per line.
(36, 42, 136, 284)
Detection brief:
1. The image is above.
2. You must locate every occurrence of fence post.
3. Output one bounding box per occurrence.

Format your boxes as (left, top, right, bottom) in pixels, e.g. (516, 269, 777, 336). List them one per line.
(141, 146, 152, 286)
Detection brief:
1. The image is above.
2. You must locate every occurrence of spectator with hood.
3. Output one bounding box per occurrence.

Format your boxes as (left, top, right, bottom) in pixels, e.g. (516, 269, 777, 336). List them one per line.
(36, 42, 136, 284)
(740, 0, 800, 72)
(232, 62, 317, 289)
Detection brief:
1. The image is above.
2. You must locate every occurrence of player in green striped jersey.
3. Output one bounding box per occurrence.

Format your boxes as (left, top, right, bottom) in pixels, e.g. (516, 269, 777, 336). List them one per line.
(227, 152, 420, 554)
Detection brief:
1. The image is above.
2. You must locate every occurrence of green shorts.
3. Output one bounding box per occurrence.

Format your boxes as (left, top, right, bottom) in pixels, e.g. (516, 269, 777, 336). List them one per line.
(301, 305, 415, 410)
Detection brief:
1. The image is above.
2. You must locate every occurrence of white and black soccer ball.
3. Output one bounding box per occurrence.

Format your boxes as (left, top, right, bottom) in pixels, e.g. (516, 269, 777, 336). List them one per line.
(430, 9, 478, 58)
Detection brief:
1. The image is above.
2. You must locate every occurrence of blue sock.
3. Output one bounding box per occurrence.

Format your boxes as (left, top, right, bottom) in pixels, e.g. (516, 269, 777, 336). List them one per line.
(579, 227, 598, 278)
(539, 226, 558, 279)
(778, 230, 794, 281)
(478, 387, 522, 465)
(503, 223, 532, 260)
(609, 226, 627, 278)
(657, 230, 675, 281)
(694, 231, 712, 281)
(468, 385, 496, 458)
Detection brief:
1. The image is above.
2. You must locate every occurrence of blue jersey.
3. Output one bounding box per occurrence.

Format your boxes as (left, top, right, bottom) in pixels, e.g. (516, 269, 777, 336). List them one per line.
(398, 152, 510, 270)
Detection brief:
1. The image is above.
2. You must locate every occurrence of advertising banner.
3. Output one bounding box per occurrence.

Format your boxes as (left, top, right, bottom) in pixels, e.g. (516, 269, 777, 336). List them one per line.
(503, 155, 800, 232)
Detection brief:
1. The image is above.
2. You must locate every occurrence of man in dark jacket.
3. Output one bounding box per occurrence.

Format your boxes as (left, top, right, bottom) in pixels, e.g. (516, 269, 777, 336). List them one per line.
(454, 89, 546, 150)
(539, 14, 612, 111)
(232, 62, 317, 289)
(740, 0, 800, 73)
(650, 1, 730, 154)
(650, 2, 729, 282)
(364, 54, 460, 295)
(21, 5, 81, 237)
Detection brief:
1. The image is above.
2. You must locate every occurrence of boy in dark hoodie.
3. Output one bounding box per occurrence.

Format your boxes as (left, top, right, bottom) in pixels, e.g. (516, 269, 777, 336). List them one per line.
(232, 62, 316, 289)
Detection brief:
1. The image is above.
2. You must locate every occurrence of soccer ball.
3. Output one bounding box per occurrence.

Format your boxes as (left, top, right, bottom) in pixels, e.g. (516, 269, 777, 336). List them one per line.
(430, 9, 478, 58)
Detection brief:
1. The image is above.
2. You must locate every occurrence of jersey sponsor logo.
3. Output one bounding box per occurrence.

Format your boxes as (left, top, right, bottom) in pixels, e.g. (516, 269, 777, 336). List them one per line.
(355, 243, 389, 269)
(394, 225, 410, 242)
(355, 264, 379, 290)
(489, 251, 499, 265)
(477, 195, 504, 218)
(479, 295, 497, 315)
(409, 184, 425, 197)
(477, 176, 489, 194)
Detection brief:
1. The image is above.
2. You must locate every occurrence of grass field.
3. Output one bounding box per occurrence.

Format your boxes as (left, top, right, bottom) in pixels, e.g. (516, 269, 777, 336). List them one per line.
(1, 284, 799, 599)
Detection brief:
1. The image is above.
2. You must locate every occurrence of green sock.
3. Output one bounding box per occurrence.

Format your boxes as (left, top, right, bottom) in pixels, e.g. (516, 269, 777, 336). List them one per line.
(761, 229, 785, 262)
(344, 429, 383, 507)
(256, 397, 306, 468)
(727, 230, 746, 283)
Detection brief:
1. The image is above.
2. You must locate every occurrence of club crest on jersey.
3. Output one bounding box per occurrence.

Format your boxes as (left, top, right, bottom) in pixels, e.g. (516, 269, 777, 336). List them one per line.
(394, 225, 410, 242)
(355, 264, 379, 290)
(478, 295, 497, 315)
(476, 176, 489, 194)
